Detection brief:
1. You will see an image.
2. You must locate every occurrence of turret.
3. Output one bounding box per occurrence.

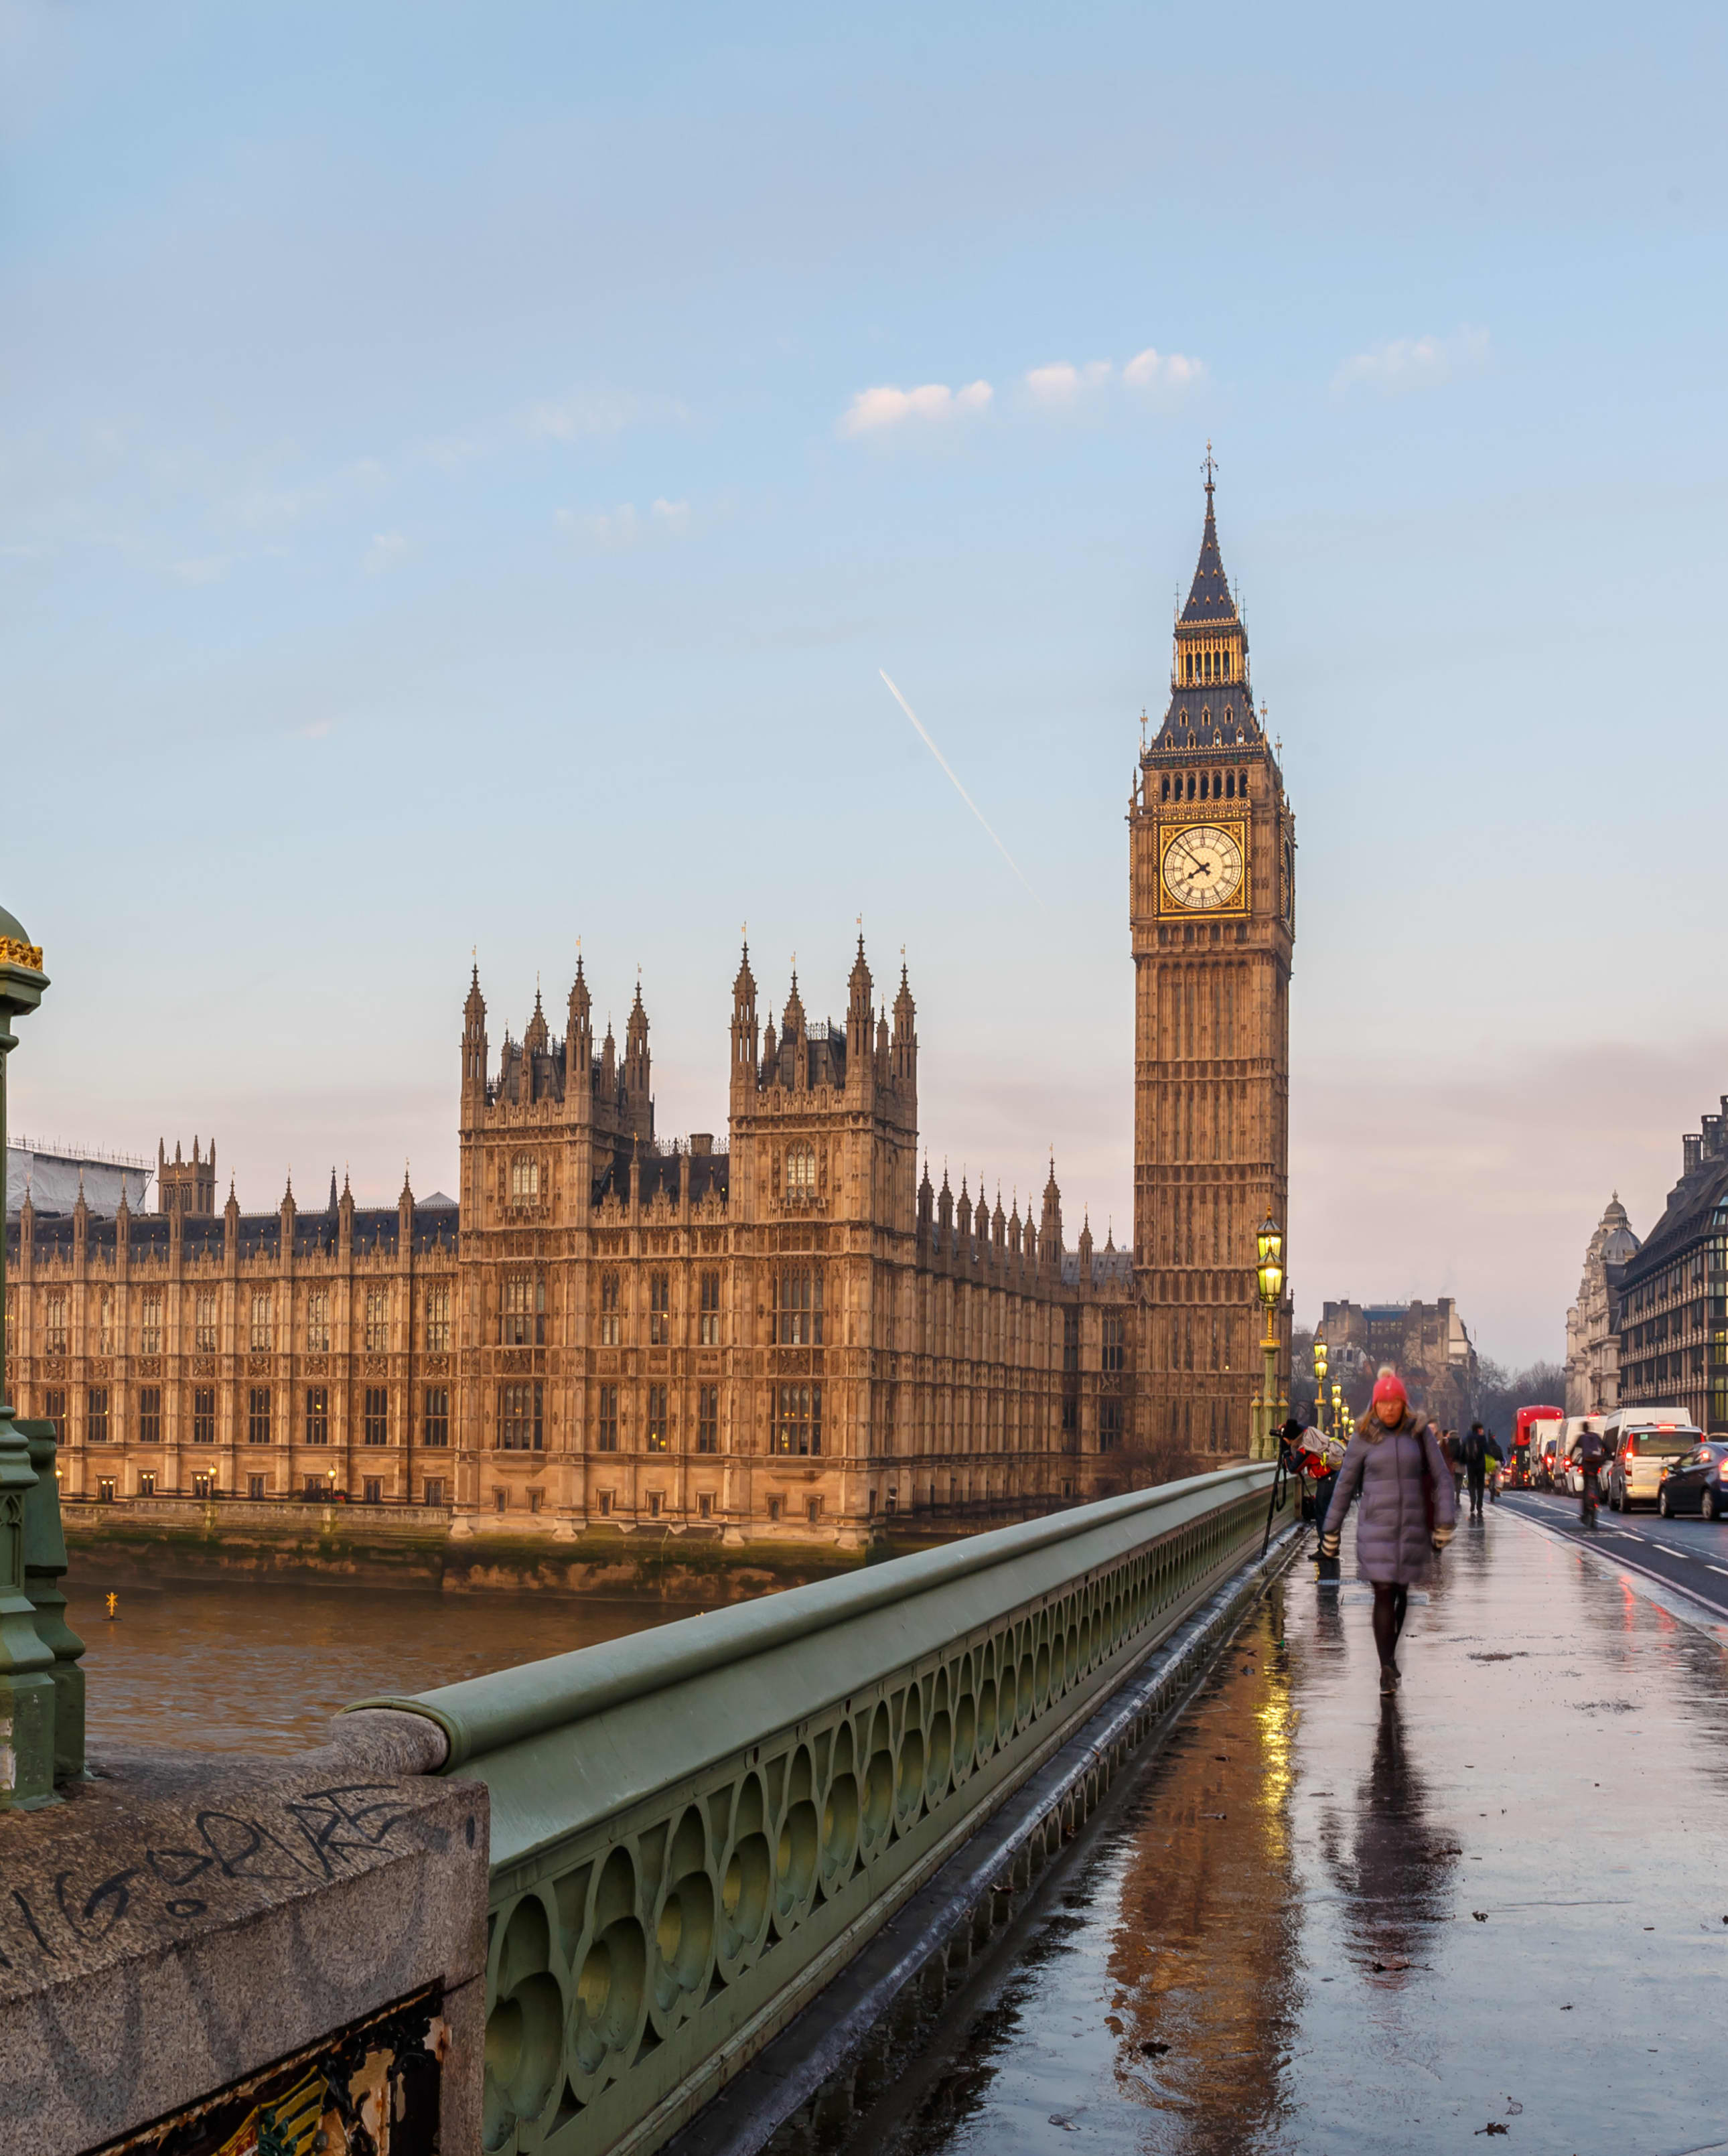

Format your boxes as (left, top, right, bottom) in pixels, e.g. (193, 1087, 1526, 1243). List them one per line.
(892, 962, 918, 1090)
(782, 973, 807, 1093)
(1040, 1156, 1063, 1273)
(731, 942, 758, 1094)
(461, 965, 488, 1107)
(624, 983, 652, 1137)
(847, 935, 873, 1104)
(566, 956, 593, 1110)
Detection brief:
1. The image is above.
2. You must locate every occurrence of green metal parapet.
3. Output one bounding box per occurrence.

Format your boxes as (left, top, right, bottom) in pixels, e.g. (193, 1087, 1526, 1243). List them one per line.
(350, 1460, 1293, 2156)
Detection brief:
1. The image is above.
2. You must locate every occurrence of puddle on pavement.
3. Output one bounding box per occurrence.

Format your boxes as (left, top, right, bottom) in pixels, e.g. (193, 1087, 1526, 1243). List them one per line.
(868, 1517, 1728, 2156)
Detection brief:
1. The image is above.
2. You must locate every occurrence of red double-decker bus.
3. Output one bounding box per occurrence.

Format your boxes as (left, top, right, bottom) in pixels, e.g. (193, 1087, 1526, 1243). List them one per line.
(1513, 1403, 1565, 1489)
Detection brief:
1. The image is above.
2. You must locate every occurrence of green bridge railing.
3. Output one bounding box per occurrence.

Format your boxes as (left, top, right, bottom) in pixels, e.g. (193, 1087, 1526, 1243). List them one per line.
(356, 1461, 1291, 2156)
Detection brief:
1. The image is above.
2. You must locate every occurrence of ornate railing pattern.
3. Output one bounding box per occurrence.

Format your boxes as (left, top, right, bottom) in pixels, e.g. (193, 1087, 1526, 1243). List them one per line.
(354, 1462, 1286, 2156)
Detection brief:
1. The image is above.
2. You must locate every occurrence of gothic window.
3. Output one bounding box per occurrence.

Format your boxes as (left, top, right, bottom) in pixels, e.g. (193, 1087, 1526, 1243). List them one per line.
(1186, 772, 1196, 800)
(596, 1384, 619, 1451)
(46, 1292, 67, 1356)
(600, 1271, 622, 1346)
(1225, 772, 1235, 799)
(141, 1292, 163, 1356)
(786, 1142, 816, 1202)
(498, 1380, 543, 1450)
(1200, 772, 1209, 800)
(193, 1387, 216, 1443)
(774, 1267, 824, 1346)
(1100, 1398, 1123, 1451)
(87, 1386, 111, 1443)
(98, 1291, 114, 1355)
(424, 1283, 451, 1352)
(305, 1385, 330, 1443)
(1161, 774, 1170, 801)
(697, 1384, 719, 1452)
(306, 1287, 330, 1354)
(246, 1386, 272, 1443)
(249, 1291, 273, 1353)
(649, 1272, 671, 1345)
(362, 1386, 389, 1445)
(364, 1287, 390, 1353)
(646, 1384, 669, 1451)
(1238, 766, 1248, 796)
(510, 1153, 541, 1206)
(1063, 1307, 1080, 1372)
(502, 1271, 545, 1346)
(1103, 1312, 1125, 1372)
(774, 1382, 822, 1455)
(699, 1269, 721, 1346)
(139, 1386, 161, 1443)
(423, 1386, 449, 1445)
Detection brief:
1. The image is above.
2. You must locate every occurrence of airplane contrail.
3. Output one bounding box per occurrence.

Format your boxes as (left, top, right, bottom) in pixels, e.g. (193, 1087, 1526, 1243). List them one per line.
(879, 670, 1042, 907)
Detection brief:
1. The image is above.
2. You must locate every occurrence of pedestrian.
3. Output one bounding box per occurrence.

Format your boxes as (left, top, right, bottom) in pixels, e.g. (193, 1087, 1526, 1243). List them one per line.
(1576, 1422, 1605, 1529)
(1485, 1427, 1504, 1502)
(1462, 1422, 1492, 1521)
(1319, 1372, 1456, 1695)
(1284, 1416, 1346, 1581)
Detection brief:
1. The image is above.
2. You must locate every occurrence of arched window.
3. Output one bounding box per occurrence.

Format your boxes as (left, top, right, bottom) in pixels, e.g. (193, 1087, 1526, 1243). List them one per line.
(1186, 772, 1196, 800)
(510, 1153, 539, 1205)
(1160, 774, 1170, 801)
(1225, 771, 1235, 799)
(599, 1270, 622, 1346)
(502, 1271, 545, 1346)
(1200, 772, 1210, 800)
(786, 1142, 816, 1202)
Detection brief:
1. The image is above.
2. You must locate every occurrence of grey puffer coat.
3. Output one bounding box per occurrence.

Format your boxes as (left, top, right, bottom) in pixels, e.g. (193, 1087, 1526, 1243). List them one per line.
(1322, 1411, 1455, 1584)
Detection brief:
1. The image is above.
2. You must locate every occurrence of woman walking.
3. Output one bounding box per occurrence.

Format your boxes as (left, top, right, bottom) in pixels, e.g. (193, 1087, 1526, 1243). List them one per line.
(1319, 1372, 1455, 1693)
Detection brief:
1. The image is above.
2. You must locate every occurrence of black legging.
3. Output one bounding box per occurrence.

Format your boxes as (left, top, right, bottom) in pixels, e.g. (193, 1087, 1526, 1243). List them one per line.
(1371, 1582, 1411, 1669)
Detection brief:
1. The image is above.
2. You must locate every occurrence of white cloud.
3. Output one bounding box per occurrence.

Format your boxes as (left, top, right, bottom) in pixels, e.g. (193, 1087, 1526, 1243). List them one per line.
(169, 555, 228, 586)
(1024, 360, 1112, 404)
(363, 530, 408, 575)
(838, 380, 993, 437)
(1333, 326, 1490, 397)
(1123, 346, 1206, 392)
(528, 389, 687, 443)
(557, 498, 694, 550)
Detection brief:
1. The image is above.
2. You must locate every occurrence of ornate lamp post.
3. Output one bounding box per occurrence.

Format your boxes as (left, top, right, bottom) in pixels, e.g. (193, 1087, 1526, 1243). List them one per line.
(0, 903, 59, 1806)
(1331, 1379, 1345, 1435)
(1313, 1337, 1329, 1436)
(1254, 1214, 1284, 1461)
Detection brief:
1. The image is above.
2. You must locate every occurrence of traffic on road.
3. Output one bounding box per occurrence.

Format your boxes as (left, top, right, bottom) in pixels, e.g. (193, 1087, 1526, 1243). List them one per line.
(1501, 1485, 1728, 1622)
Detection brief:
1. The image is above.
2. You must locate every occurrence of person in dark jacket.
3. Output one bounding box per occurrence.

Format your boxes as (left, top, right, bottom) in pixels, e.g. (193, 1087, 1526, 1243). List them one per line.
(1320, 1370, 1456, 1693)
(1462, 1423, 1493, 1520)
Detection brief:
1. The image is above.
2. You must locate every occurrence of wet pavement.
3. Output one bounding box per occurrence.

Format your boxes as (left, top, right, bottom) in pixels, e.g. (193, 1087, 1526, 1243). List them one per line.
(869, 1506, 1728, 2156)
(1504, 1488, 1728, 1626)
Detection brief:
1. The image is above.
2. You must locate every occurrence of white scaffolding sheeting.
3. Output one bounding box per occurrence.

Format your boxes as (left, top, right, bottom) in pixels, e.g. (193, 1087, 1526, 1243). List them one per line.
(5, 1145, 153, 1217)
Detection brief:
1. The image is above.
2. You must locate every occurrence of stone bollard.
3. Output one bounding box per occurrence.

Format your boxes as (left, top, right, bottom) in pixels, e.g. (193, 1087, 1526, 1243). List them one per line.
(17, 1421, 84, 1784)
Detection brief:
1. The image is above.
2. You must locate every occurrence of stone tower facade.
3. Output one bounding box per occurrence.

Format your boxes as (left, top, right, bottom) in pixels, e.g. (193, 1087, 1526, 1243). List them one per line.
(1130, 465, 1295, 1452)
(156, 1137, 216, 1218)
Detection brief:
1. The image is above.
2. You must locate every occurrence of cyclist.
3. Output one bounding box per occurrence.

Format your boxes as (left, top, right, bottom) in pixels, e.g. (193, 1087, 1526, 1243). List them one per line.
(1577, 1423, 1605, 1530)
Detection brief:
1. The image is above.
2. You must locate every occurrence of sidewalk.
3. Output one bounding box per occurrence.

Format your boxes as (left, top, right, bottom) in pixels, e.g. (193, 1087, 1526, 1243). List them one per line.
(889, 1506, 1728, 2156)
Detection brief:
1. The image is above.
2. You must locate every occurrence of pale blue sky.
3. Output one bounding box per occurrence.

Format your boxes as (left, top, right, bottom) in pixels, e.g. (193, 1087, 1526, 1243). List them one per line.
(5, 3, 1725, 1365)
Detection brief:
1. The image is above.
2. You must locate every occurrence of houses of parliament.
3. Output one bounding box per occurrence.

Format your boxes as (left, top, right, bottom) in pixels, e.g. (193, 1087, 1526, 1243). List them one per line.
(3, 476, 1295, 1544)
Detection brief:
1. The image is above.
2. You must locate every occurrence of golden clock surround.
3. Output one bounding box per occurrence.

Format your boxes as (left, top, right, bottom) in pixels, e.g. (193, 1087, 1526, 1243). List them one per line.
(1156, 815, 1250, 916)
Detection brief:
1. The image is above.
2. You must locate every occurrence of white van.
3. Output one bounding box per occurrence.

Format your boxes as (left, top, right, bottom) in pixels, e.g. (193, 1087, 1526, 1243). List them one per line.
(1603, 1407, 1703, 1511)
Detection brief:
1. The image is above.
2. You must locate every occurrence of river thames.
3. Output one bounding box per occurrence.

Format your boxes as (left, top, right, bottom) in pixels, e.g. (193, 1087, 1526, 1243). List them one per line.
(64, 1559, 674, 1755)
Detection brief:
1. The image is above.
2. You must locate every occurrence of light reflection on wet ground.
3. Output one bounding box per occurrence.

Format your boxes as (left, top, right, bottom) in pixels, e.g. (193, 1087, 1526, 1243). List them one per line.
(64, 1561, 671, 1754)
(888, 1512, 1728, 2155)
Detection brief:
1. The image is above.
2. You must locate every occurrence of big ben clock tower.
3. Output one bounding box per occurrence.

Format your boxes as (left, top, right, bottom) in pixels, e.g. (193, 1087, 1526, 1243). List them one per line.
(1131, 454, 1294, 1458)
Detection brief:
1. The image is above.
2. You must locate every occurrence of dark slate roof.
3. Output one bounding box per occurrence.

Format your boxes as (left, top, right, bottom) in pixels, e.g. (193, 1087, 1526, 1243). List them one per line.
(5, 1202, 459, 1265)
(1624, 1157, 1728, 1280)
(1180, 486, 1238, 625)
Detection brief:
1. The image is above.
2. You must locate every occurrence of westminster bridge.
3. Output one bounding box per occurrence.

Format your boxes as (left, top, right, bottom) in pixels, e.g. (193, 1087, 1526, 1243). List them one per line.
(6, 1441, 1728, 2156)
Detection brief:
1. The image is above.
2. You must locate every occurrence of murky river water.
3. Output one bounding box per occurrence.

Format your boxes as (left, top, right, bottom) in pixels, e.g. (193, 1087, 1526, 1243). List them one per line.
(64, 1559, 674, 1756)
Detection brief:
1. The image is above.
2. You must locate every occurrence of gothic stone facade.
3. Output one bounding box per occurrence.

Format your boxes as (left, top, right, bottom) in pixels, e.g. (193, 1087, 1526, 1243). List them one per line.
(1614, 1097, 1728, 1435)
(1316, 1298, 1479, 1429)
(1, 480, 1289, 1542)
(1565, 1194, 1640, 1417)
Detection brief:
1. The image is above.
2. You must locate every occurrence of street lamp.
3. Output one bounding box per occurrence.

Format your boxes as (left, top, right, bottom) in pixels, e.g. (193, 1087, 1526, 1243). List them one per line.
(1331, 1379, 1344, 1435)
(1313, 1337, 1329, 1435)
(1254, 1215, 1284, 1460)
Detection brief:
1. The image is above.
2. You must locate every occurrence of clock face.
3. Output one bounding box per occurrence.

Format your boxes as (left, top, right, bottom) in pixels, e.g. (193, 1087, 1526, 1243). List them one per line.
(1161, 822, 1245, 911)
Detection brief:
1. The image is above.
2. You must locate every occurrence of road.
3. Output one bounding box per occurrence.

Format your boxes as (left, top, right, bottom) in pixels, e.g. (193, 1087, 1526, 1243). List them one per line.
(1500, 1485, 1728, 1621)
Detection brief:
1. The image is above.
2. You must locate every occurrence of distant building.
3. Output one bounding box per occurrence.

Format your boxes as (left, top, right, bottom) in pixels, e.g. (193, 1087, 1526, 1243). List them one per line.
(1564, 1195, 1640, 1415)
(1316, 1297, 1478, 1429)
(1615, 1095, 1728, 1435)
(4, 1139, 151, 1219)
(157, 1136, 216, 1217)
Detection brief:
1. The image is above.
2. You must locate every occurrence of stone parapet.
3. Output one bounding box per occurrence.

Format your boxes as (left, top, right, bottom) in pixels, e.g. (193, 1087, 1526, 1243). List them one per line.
(0, 1717, 488, 2156)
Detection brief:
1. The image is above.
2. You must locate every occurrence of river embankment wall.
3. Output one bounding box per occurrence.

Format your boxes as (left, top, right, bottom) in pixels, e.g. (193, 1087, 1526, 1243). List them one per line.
(61, 1496, 897, 1599)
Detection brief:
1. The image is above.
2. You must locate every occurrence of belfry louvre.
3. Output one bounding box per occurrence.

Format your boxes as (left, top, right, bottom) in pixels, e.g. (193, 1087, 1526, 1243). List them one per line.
(2, 480, 1291, 1543)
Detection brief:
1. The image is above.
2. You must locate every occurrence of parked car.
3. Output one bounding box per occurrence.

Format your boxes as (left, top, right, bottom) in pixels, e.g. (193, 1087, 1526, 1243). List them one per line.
(1605, 1409, 1704, 1511)
(1656, 1441, 1728, 1520)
